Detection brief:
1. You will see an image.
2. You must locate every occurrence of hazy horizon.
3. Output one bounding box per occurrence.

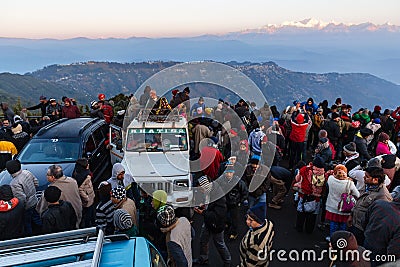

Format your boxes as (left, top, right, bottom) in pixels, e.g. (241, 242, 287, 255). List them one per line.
(2, 0, 400, 39)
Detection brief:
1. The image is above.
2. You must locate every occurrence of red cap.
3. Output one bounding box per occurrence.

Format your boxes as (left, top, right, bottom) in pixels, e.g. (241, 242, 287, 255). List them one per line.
(296, 114, 305, 124)
(98, 94, 106, 101)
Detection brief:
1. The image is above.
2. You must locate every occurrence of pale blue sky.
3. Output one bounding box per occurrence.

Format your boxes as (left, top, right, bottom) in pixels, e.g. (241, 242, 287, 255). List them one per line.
(2, 0, 399, 39)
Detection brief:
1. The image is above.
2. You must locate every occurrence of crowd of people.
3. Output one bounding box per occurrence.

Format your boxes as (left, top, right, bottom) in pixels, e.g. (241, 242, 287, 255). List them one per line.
(1, 88, 400, 266)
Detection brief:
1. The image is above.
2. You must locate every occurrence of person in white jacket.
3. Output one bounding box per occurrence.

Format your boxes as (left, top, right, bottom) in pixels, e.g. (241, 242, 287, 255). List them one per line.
(325, 165, 360, 241)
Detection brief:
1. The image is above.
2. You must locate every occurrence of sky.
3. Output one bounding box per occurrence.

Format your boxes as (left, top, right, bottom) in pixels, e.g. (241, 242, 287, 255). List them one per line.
(2, 0, 400, 39)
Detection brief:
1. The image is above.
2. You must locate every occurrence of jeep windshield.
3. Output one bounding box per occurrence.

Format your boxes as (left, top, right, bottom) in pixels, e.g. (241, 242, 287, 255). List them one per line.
(18, 138, 80, 163)
(126, 128, 188, 152)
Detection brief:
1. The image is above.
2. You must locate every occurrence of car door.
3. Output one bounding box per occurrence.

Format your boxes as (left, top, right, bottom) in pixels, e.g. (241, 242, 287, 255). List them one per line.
(84, 124, 110, 183)
(109, 124, 124, 164)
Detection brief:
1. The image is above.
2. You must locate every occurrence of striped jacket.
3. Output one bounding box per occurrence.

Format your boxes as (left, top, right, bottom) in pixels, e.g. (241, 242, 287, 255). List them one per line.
(240, 219, 274, 267)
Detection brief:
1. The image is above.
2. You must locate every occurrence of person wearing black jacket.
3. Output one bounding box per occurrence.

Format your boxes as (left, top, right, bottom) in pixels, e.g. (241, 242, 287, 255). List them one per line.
(0, 185, 24, 241)
(217, 167, 248, 240)
(26, 96, 49, 118)
(193, 176, 231, 267)
(41, 186, 77, 234)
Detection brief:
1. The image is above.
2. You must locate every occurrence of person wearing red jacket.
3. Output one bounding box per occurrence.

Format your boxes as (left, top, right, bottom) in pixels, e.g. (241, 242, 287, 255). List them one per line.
(98, 100, 114, 124)
(391, 106, 400, 135)
(199, 138, 224, 180)
(62, 98, 81, 119)
(289, 113, 310, 168)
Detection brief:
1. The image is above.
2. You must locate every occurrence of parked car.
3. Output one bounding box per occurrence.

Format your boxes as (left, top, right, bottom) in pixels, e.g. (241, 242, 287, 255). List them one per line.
(0, 227, 167, 267)
(0, 118, 111, 192)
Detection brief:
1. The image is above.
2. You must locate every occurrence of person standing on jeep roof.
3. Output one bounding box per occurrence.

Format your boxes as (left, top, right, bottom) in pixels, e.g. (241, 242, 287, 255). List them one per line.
(61, 98, 81, 119)
(98, 100, 114, 124)
(26, 95, 49, 118)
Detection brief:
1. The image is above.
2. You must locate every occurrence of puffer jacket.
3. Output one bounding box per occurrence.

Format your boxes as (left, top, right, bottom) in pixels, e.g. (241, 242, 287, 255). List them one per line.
(10, 170, 38, 210)
(351, 184, 392, 231)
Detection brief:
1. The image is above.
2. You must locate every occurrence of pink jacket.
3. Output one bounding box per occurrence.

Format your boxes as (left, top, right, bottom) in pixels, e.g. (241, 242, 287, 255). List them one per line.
(376, 141, 391, 156)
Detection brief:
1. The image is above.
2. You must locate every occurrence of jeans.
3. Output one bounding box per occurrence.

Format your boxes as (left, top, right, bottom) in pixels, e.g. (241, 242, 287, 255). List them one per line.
(24, 206, 41, 236)
(199, 224, 231, 265)
(289, 141, 306, 168)
(329, 221, 347, 237)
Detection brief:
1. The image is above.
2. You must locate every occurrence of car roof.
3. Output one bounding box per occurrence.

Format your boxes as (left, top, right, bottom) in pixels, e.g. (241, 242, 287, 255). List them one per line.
(35, 118, 104, 139)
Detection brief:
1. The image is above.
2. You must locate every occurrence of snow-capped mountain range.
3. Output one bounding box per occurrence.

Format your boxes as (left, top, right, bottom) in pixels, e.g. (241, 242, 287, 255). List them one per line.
(236, 18, 400, 34)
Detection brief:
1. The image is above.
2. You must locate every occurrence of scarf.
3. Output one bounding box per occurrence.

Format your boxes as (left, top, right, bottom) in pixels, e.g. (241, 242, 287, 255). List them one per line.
(342, 153, 359, 166)
(365, 184, 380, 192)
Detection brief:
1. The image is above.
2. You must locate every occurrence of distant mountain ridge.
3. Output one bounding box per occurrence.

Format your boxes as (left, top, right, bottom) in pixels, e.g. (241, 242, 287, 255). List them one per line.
(3, 61, 393, 110)
(235, 18, 400, 34)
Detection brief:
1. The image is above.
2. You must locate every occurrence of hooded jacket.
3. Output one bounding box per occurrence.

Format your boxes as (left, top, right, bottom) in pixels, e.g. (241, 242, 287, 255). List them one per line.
(62, 98, 81, 119)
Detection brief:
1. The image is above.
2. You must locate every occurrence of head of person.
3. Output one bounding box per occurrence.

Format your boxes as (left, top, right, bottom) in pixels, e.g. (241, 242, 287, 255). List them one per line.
(343, 142, 357, 157)
(39, 95, 47, 103)
(249, 158, 260, 172)
(360, 128, 373, 139)
(228, 156, 237, 165)
(330, 230, 359, 252)
(334, 164, 348, 180)
(98, 181, 112, 200)
(74, 158, 89, 172)
(198, 97, 204, 105)
(46, 165, 64, 183)
(112, 163, 125, 181)
(98, 94, 106, 101)
(239, 140, 248, 152)
(224, 167, 235, 180)
(317, 108, 323, 114)
(6, 159, 21, 176)
(183, 87, 190, 96)
(364, 166, 385, 185)
(111, 186, 127, 204)
(44, 186, 61, 204)
(49, 98, 57, 106)
(144, 85, 151, 94)
(0, 184, 14, 201)
(197, 175, 212, 194)
(307, 97, 314, 105)
(246, 202, 265, 229)
(156, 205, 177, 229)
(331, 112, 340, 122)
(64, 98, 71, 106)
(312, 155, 325, 175)
(150, 90, 157, 100)
(113, 209, 133, 231)
(378, 132, 389, 143)
(318, 129, 328, 139)
(152, 190, 168, 210)
(2, 119, 10, 128)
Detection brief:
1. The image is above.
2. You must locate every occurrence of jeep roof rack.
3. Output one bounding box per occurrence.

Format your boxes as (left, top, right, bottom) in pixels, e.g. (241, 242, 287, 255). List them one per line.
(137, 108, 180, 122)
(0, 227, 128, 267)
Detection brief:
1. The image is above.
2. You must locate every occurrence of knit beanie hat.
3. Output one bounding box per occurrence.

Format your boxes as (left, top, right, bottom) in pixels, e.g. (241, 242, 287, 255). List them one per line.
(360, 128, 373, 138)
(111, 186, 126, 200)
(44, 186, 61, 203)
(197, 176, 212, 194)
(313, 155, 325, 169)
(343, 142, 357, 155)
(113, 209, 133, 230)
(156, 205, 177, 228)
(381, 154, 396, 169)
(378, 132, 389, 142)
(6, 159, 21, 175)
(296, 114, 305, 124)
(334, 164, 348, 179)
(152, 190, 168, 209)
(0, 185, 14, 201)
(247, 202, 265, 224)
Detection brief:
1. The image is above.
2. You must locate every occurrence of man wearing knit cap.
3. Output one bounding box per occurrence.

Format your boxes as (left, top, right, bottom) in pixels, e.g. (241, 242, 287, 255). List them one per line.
(6, 159, 39, 235)
(193, 176, 231, 266)
(157, 205, 192, 267)
(342, 142, 360, 172)
(240, 202, 274, 267)
(0, 185, 25, 240)
(111, 186, 137, 230)
(113, 209, 137, 237)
